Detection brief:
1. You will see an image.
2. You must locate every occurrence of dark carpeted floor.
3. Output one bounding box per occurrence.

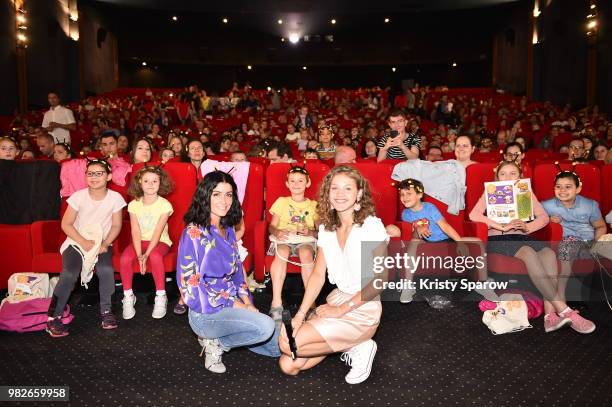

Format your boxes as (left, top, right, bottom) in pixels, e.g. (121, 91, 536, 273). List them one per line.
(1, 277, 612, 407)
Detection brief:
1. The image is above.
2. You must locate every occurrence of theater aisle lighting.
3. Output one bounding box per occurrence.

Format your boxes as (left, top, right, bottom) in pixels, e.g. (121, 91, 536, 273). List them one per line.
(247, 65, 252, 70)
(384, 17, 390, 23)
(277, 19, 283, 24)
(391, 67, 396, 72)
(172, 16, 178, 21)
(331, 18, 337, 25)
(16, 7, 28, 48)
(281, 37, 285, 42)
(222, 17, 228, 23)
(452, 62, 457, 67)
(288, 33, 300, 44)
(142, 61, 147, 66)
(302, 66, 307, 70)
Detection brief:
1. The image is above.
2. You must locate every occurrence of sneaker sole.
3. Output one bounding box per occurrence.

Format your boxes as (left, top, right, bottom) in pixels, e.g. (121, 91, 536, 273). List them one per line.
(571, 325, 596, 334)
(46, 328, 69, 338)
(545, 318, 572, 333)
(152, 310, 167, 319)
(345, 341, 377, 385)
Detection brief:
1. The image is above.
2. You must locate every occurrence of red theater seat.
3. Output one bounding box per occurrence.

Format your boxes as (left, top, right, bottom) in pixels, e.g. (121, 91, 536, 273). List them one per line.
(533, 163, 601, 202)
(254, 162, 330, 281)
(0, 225, 33, 288)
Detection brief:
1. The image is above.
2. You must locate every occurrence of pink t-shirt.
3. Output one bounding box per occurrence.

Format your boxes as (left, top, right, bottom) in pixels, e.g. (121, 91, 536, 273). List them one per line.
(60, 188, 127, 253)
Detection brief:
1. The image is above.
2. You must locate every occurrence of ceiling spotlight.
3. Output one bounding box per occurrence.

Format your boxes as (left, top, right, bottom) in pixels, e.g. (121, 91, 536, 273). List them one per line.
(17, 15, 26, 24)
(222, 17, 228, 23)
(71, 33, 79, 41)
(172, 16, 178, 21)
(288, 33, 300, 44)
(281, 37, 285, 42)
(384, 18, 390, 23)
(70, 13, 79, 22)
(590, 4, 596, 9)
(17, 33, 27, 42)
(392, 67, 396, 72)
(302, 66, 307, 70)
(331, 19, 336, 25)
(247, 65, 252, 70)
(452, 62, 457, 67)
(267, 86, 272, 91)
(277, 19, 283, 24)
(587, 20, 597, 29)
(142, 61, 147, 66)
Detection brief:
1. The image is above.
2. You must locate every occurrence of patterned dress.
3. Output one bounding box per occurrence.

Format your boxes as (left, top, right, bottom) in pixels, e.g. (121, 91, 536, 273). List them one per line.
(176, 224, 251, 314)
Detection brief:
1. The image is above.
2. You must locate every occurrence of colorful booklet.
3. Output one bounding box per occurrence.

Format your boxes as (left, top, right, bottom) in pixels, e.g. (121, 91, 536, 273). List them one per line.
(484, 178, 534, 223)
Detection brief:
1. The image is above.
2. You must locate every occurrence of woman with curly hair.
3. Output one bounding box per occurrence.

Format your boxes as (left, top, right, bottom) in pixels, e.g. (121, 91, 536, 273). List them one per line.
(176, 171, 279, 374)
(278, 165, 389, 384)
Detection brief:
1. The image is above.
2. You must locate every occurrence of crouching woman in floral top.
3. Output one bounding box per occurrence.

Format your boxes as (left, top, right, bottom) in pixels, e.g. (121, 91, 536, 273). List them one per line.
(177, 171, 280, 374)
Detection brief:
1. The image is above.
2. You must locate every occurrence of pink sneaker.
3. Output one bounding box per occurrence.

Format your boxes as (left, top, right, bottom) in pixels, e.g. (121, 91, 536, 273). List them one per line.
(544, 313, 571, 333)
(561, 309, 596, 334)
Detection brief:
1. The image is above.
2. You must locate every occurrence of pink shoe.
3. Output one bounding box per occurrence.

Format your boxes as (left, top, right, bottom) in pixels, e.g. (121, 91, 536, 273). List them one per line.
(544, 313, 571, 333)
(561, 309, 596, 334)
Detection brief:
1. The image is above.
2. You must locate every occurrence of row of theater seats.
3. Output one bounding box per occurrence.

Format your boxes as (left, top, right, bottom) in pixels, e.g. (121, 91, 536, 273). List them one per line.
(1, 161, 610, 288)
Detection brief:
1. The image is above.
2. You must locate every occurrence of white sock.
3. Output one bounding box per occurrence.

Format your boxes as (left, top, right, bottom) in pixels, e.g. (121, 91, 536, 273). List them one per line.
(156, 290, 166, 297)
(124, 289, 133, 297)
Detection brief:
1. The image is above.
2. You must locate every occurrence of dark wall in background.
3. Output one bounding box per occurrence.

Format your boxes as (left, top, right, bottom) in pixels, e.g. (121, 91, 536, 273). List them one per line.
(596, 0, 611, 114)
(119, 61, 491, 92)
(493, 0, 529, 95)
(0, 0, 18, 115)
(26, 0, 80, 110)
(536, 0, 587, 109)
(80, 4, 118, 95)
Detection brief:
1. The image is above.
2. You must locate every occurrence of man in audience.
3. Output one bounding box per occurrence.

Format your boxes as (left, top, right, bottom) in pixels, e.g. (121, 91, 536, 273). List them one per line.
(334, 146, 357, 165)
(267, 142, 294, 163)
(377, 109, 421, 162)
(99, 133, 119, 159)
(42, 91, 76, 144)
(36, 132, 55, 159)
(568, 138, 586, 161)
(425, 145, 443, 162)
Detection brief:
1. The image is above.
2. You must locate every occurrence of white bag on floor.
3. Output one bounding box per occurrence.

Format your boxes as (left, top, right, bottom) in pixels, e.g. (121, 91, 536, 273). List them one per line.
(482, 293, 531, 335)
(3, 273, 50, 305)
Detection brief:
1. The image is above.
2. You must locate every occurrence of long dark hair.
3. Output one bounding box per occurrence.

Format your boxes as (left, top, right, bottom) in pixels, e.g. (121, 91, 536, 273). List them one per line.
(184, 171, 242, 229)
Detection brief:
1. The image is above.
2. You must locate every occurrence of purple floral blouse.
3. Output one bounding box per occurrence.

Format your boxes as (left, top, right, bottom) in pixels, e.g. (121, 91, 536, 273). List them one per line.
(176, 223, 250, 314)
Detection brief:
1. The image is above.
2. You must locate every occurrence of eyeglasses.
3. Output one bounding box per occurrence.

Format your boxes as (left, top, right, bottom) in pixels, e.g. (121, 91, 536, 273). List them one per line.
(503, 152, 520, 159)
(86, 171, 107, 178)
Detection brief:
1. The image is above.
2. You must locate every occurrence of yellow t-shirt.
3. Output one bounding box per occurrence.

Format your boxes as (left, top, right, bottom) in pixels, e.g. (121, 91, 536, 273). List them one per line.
(128, 196, 174, 247)
(270, 197, 317, 232)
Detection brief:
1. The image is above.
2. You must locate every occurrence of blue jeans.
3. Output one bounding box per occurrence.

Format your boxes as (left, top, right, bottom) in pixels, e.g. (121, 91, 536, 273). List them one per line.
(188, 307, 281, 358)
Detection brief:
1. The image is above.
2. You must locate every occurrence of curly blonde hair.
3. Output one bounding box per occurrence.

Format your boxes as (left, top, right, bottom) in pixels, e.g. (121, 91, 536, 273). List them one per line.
(317, 165, 376, 231)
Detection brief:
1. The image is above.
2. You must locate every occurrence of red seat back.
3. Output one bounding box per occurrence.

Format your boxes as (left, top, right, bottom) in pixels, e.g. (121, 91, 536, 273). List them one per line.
(465, 163, 497, 216)
(533, 163, 601, 202)
(344, 162, 397, 226)
(162, 162, 199, 251)
(602, 165, 612, 219)
(240, 163, 264, 257)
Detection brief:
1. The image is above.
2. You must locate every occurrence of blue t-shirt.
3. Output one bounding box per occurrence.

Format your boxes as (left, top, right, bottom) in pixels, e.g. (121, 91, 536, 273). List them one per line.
(542, 195, 602, 241)
(401, 202, 449, 242)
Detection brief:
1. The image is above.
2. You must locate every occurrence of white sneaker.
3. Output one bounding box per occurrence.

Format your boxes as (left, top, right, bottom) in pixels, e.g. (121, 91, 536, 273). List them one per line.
(152, 294, 168, 319)
(400, 287, 416, 303)
(340, 339, 377, 384)
(199, 338, 226, 373)
(122, 294, 136, 320)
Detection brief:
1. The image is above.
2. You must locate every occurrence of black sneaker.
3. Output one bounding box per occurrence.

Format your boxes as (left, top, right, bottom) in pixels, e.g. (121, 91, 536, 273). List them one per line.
(46, 317, 69, 338)
(101, 311, 118, 330)
(173, 302, 187, 315)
